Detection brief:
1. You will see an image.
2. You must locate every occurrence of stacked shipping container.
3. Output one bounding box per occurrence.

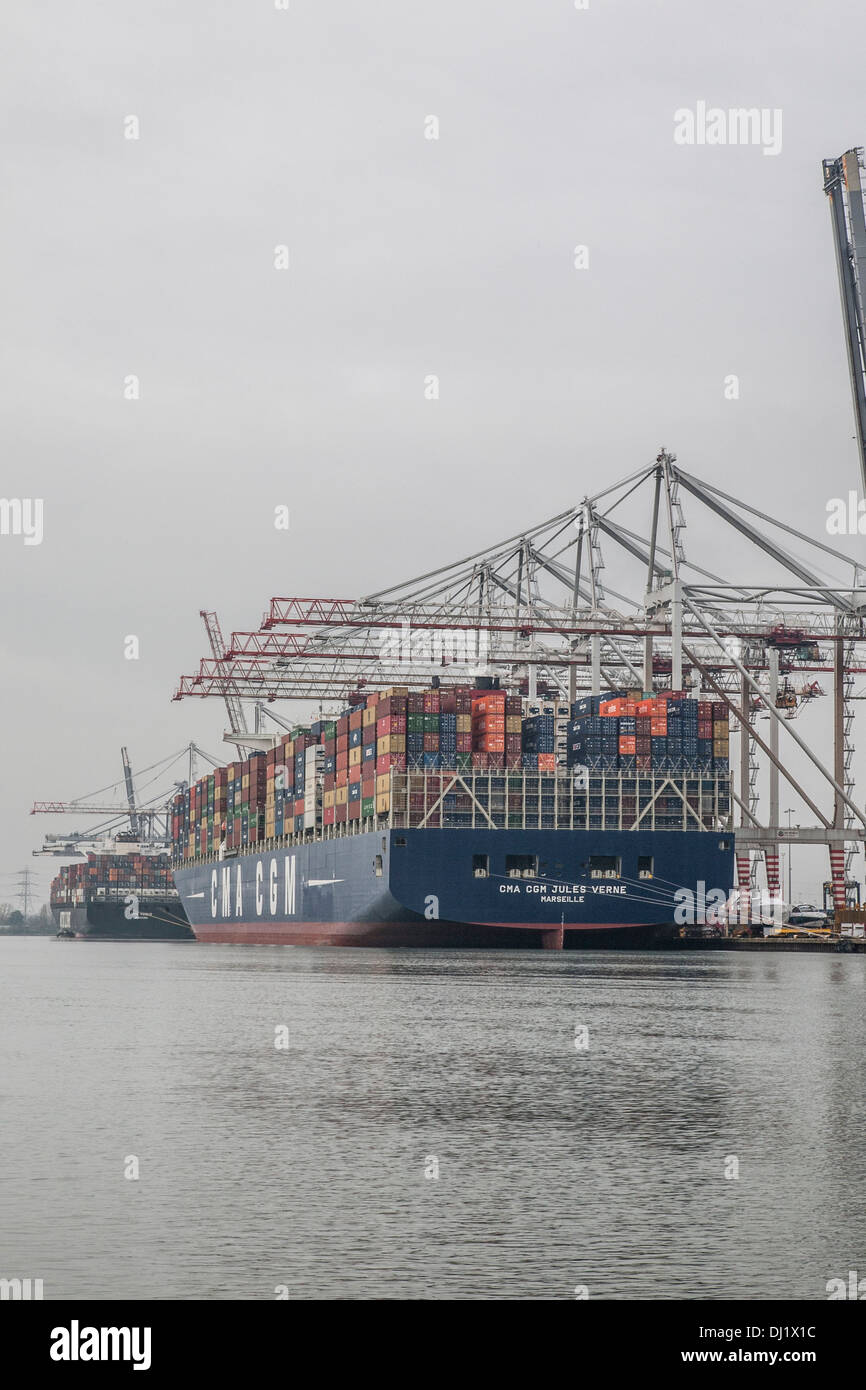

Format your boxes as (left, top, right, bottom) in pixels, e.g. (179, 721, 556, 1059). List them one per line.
(51, 852, 175, 906)
(171, 684, 733, 857)
(566, 690, 730, 775)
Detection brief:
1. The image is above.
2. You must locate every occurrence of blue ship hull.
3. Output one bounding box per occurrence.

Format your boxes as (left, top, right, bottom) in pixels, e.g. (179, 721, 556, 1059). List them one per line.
(173, 827, 734, 948)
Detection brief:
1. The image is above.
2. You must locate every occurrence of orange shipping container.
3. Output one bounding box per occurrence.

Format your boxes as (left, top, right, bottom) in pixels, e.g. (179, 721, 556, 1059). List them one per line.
(600, 698, 635, 717)
(471, 693, 506, 714)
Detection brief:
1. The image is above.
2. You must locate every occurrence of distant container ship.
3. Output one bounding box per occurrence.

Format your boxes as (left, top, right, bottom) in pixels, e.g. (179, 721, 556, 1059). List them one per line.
(52, 842, 193, 941)
(171, 683, 734, 947)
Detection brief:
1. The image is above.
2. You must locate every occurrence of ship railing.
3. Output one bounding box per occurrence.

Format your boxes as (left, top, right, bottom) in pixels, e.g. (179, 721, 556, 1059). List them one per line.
(171, 767, 732, 867)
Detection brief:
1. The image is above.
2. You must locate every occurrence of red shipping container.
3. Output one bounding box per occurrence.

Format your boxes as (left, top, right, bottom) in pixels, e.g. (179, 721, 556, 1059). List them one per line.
(697, 720, 712, 738)
(323, 773, 335, 792)
(294, 798, 305, 815)
(636, 754, 652, 770)
(538, 753, 556, 771)
(376, 753, 407, 774)
(619, 736, 636, 754)
(349, 710, 363, 732)
(456, 732, 472, 752)
(322, 806, 336, 826)
(423, 733, 440, 752)
(439, 692, 457, 713)
(348, 799, 361, 820)
(481, 736, 505, 751)
(651, 719, 667, 736)
(471, 752, 489, 769)
(636, 737, 651, 753)
(635, 717, 651, 735)
(336, 750, 349, 771)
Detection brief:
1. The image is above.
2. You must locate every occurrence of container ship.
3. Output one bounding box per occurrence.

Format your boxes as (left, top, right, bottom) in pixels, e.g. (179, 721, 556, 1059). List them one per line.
(52, 841, 194, 941)
(171, 683, 734, 947)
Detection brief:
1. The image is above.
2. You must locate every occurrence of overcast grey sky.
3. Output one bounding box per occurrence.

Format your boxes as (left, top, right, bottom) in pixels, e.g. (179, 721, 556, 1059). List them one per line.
(2, 0, 865, 904)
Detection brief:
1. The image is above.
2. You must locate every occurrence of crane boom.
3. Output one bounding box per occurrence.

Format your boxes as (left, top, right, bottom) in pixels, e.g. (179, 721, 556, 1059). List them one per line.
(120, 746, 139, 836)
(201, 610, 250, 750)
(823, 148, 866, 497)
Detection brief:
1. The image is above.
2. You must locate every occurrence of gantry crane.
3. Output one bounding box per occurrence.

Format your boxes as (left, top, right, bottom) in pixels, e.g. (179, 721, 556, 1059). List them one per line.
(30, 743, 223, 854)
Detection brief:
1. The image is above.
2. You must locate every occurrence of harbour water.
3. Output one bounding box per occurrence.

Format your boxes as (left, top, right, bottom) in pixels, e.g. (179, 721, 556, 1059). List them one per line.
(1, 938, 863, 1300)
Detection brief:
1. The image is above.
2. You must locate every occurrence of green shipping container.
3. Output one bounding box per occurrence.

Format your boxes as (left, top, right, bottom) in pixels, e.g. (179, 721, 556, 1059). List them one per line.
(361, 796, 375, 817)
